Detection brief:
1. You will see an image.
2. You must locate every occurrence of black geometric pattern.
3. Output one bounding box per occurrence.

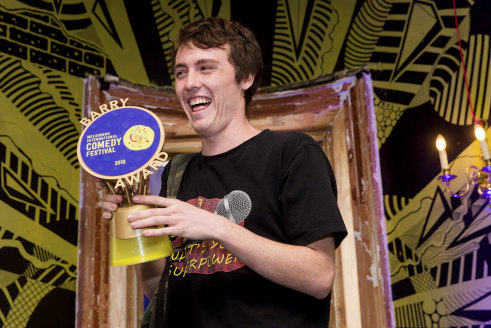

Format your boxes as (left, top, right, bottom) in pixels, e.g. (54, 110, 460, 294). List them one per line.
(0, 55, 80, 168)
(430, 34, 491, 125)
(272, 0, 337, 85)
(0, 136, 78, 245)
(0, 5, 108, 78)
(0, 227, 76, 327)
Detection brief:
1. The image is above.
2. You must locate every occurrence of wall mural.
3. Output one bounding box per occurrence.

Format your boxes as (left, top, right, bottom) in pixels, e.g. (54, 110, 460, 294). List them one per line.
(0, 0, 489, 327)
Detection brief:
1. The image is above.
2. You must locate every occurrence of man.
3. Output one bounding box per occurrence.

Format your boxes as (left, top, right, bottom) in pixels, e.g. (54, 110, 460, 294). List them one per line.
(102, 17, 346, 327)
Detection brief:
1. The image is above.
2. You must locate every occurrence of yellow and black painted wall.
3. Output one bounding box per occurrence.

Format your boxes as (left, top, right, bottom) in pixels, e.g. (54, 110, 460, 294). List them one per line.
(0, 0, 490, 327)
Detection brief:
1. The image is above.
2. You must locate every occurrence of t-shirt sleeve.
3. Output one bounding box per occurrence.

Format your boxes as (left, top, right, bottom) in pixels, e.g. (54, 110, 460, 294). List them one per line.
(280, 143, 347, 248)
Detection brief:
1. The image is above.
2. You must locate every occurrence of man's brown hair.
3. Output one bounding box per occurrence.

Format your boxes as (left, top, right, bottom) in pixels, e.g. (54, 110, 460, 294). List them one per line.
(176, 17, 263, 105)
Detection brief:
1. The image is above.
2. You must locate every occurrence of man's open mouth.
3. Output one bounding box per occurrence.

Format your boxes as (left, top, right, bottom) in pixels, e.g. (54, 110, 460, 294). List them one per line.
(189, 97, 212, 111)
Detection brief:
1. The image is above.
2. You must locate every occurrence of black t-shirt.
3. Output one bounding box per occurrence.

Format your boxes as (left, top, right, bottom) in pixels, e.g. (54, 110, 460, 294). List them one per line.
(159, 129, 347, 327)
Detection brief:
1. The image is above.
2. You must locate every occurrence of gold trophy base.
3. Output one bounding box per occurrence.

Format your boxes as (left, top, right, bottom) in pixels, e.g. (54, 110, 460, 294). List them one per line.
(110, 204, 173, 266)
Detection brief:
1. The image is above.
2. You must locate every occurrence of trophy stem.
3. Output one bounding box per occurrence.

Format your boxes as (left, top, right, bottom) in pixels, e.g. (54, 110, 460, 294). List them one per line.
(122, 181, 133, 206)
(138, 172, 144, 195)
(104, 180, 116, 195)
(142, 177, 148, 195)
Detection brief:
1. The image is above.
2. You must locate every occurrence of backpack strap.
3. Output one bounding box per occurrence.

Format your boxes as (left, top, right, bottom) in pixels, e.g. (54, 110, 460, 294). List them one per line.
(140, 153, 197, 328)
(166, 153, 197, 199)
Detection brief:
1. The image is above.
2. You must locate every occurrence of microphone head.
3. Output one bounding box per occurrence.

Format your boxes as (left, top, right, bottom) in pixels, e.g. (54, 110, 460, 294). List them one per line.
(215, 190, 252, 224)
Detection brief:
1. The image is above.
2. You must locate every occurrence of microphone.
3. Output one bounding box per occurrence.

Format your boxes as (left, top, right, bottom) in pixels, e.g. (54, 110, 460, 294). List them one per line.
(175, 190, 252, 251)
(214, 190, 252, 224)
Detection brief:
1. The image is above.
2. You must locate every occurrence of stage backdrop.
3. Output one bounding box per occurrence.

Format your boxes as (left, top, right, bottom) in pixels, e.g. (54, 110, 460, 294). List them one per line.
(0, 0, 490, 327)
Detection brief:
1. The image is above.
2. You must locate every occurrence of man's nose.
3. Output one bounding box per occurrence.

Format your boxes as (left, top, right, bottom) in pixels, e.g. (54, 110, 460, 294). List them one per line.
(184, 70, 201, 90)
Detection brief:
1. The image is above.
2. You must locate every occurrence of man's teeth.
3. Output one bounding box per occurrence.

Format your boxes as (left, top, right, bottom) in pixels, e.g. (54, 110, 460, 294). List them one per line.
(190, 98, 211, 107)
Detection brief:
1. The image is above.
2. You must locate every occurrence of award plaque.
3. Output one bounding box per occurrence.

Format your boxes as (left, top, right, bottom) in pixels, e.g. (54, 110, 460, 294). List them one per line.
(77, 98, 173, 266)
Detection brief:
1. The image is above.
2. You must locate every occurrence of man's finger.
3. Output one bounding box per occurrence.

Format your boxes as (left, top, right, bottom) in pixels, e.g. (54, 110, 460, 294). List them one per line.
(101, 201, 119, 212)
(128, 208, 170, 221)
(102, 211, 113, 220)
(104, 193, 122, 203)
(129, 216, 169, 230)
(142, 226, 171, 237)
(133, 195, 177, 207)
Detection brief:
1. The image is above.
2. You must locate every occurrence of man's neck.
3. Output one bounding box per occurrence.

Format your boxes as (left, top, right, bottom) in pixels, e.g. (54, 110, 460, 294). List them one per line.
(200, 120, 260, 156)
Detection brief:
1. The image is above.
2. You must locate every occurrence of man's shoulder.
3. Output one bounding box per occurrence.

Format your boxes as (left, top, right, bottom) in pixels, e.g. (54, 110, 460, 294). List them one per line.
(262, 130, 319, 154)
(261, 129, 316, 145)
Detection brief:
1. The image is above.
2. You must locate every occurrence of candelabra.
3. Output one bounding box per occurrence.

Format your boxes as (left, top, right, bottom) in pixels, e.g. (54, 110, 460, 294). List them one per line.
(434, 0, 491, 200)
(436, 123, 491, 200)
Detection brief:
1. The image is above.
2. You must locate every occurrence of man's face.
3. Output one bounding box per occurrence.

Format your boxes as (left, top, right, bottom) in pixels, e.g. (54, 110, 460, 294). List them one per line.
(174, 43, 252, 138)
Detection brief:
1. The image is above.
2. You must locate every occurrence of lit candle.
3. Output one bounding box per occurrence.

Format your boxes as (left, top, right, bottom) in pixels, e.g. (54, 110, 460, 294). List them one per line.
(474, 124, 490, 160)
(436, 134, 449, 170)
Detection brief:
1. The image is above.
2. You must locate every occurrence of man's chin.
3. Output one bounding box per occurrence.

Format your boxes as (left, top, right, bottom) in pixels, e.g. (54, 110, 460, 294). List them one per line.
(191, 122, 210, 136)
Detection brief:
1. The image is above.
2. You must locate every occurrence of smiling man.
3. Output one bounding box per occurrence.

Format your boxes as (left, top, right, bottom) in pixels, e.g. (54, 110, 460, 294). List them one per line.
(102, 17, 346, 327)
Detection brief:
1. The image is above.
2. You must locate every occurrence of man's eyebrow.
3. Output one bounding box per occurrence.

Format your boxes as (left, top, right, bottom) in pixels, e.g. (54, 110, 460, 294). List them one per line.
(174, 59, 219, 70)
(196, 58, 219, 65)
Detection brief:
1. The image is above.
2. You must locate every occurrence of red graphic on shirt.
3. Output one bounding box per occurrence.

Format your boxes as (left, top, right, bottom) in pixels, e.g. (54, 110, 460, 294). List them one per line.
(169, 196, 246, 276)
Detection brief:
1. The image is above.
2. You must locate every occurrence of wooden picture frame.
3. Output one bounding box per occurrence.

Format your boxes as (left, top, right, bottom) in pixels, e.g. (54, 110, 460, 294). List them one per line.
(76, 72, 394, 327)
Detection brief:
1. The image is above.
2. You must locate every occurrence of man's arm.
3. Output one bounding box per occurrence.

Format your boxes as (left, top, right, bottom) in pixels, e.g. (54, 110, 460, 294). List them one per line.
(136, 258, 167, 298)
(128, 195, 336, 299)
(217, 223, 335, 299)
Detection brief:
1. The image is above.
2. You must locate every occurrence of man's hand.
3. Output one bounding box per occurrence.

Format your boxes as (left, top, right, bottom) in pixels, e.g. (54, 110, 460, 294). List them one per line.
(100, 193, 123, 220)
(95, 180, 123, 220)
(127, 195, 232, 241)
(97, 188, 167, 297)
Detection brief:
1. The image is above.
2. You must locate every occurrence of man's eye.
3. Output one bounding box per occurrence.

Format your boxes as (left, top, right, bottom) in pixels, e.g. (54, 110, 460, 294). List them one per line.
(200, 66, 213, 71)
(175, 71, 184, 78)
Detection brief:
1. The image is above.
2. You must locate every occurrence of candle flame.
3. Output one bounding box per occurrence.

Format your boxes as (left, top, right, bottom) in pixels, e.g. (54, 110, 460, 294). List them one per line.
(436, 134, 446, 151)
(475, 124, 486, 141)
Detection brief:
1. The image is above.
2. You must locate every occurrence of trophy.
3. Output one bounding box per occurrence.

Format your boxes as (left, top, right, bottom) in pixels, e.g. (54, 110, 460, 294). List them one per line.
(77, 98, 173, 266)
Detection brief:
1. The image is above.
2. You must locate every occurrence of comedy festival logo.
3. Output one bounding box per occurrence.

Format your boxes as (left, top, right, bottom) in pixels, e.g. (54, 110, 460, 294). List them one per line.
(77, 98, 168, 189)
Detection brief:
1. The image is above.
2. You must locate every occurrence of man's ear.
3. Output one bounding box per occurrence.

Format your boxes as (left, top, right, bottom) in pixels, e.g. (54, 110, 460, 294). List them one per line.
(240, 74, 254, 91)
